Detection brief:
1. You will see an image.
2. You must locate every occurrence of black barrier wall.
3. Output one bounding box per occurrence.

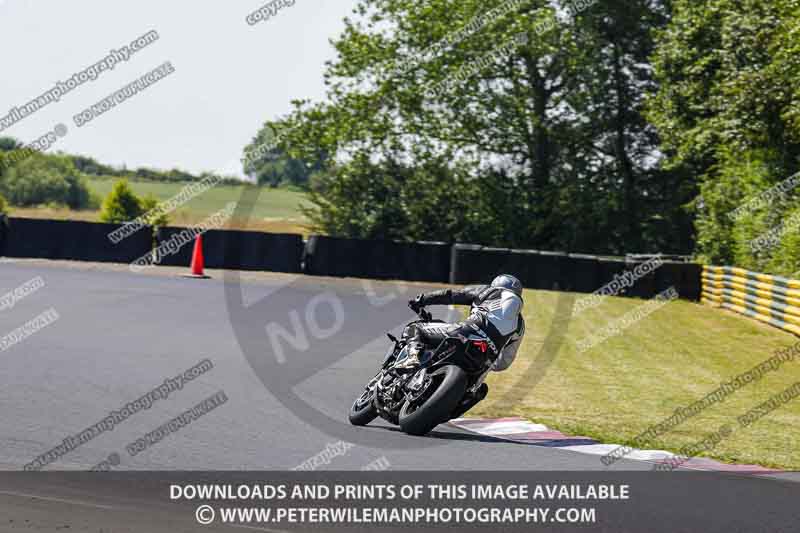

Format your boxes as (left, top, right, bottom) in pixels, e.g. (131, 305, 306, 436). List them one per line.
(304, 235, 450, 282)
(155, 227, 303, 273)
(655, 261, 702, 300)
(0, 216, 702, 301)
(450, 246, 602, 293)
(567, 253, 602, 293)
(4, 217, 153, 263)
(449, 245, 513, 285)
(449, 244, 701, 300)
(0, 214, 8, 257)
(449, 245, 571, 291)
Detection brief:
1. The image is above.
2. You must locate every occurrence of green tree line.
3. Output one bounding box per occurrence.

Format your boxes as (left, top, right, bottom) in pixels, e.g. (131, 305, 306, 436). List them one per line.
(245, 0, 800, 275)
(0, 138, 96, 210)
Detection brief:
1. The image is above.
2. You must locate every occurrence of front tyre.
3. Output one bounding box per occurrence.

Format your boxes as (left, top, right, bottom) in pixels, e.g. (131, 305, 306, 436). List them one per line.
(399, 365, 467, 436)
(349, 372, 380, 426)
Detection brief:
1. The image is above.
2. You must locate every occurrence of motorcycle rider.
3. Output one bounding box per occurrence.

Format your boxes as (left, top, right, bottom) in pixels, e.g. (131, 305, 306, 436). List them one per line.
(402, 274, 526, 415)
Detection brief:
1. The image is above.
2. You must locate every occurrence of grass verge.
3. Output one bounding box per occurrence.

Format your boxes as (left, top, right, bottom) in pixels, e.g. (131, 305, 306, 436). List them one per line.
(472, 288, 800, 469)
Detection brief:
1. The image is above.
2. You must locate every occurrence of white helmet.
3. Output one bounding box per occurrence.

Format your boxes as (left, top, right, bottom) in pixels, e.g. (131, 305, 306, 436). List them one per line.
(491, 274, 523, 297)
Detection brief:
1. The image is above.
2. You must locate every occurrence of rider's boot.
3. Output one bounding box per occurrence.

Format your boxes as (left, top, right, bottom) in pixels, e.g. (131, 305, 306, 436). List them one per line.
(450, 383, 488, 420)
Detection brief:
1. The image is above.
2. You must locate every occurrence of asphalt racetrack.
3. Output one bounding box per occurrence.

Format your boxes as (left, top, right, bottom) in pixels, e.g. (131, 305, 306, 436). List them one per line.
(0, 259, 658, 472)
(2, 260, 800, 532)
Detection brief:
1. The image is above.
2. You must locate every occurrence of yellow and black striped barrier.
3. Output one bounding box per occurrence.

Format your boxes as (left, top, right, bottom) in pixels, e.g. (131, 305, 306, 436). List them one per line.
(701, 266, 800, 336)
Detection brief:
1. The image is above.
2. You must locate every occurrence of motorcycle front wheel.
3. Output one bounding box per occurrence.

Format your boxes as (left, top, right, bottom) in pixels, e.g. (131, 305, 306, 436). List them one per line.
(348, 371, 381, 426)
(398, 365, 467, 436)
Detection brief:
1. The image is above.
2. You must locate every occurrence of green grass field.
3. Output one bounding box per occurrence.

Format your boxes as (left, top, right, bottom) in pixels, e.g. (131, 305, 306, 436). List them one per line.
(88, 177, 310, 233)
(13, 177, 311, 234)
(473, 289, 800, 469)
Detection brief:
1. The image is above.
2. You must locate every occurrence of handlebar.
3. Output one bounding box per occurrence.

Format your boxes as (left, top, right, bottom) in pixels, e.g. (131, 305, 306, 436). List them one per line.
(417, 307, 432, 322)
(408, 300, 432, 321)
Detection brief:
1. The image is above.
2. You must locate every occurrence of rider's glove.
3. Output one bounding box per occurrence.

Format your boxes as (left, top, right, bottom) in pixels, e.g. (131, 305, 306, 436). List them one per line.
(408, 294, 425, 313)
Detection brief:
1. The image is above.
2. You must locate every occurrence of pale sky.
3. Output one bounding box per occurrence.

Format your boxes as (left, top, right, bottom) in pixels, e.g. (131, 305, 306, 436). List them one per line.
(0, 0, 360, 178)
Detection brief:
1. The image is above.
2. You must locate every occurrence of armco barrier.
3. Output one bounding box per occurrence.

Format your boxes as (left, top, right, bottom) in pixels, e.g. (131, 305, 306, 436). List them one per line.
(155, 227, 303, 272)
(4, 217, 153, 263)
(304, 235, 450, 282)
(701, 266, 800, 336)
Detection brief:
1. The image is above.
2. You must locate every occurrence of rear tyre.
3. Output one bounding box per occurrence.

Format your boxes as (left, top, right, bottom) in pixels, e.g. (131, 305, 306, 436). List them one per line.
(349, 373, 380, 426)
(399, 365, 467, 436)
(449, 383, 488, 420)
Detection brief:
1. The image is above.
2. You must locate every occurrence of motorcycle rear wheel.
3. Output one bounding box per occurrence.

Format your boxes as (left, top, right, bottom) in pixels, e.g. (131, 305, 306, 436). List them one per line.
(398, 365, 467, 436)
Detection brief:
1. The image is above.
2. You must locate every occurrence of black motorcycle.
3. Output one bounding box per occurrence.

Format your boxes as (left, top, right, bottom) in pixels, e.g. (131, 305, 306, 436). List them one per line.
(348, 306, 493, 435)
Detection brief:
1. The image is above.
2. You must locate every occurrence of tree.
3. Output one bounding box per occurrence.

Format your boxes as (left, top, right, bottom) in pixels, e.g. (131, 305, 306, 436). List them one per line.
(303, 154, 408, 239)
(70, 154, 124, 177)
(243, 122, 326, 188)
(99, 180, 143, 223)
(0, 137, 35, 178)
(139, 193, 170, 227)
(559, 0, 694, 254)
(0, 154, 92, 208)
(0, 137, 22, 152)
(648, 0, 800, 266)
(276, 0, 684, 252)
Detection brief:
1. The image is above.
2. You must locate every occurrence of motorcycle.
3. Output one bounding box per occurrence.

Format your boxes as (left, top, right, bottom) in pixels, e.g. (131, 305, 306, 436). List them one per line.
(348, 305, 494, 435)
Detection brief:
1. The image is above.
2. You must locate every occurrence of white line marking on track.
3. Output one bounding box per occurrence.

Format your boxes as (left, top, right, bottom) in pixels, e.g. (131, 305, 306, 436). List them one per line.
(0, 490, 116, 510)
(456, 420, 549, 435)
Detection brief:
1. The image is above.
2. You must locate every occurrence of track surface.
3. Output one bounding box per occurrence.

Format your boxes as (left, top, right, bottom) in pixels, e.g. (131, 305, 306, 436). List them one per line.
(0, 260, 661, 472)
(2, 260, 799, 531)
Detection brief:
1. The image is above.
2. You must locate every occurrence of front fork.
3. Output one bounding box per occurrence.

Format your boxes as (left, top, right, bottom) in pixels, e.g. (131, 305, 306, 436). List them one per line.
(405, 368, 430, 403)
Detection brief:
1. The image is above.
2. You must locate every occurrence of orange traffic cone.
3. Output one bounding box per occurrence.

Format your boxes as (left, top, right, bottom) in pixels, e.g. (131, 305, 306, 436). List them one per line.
(182, 235, 211, 279)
